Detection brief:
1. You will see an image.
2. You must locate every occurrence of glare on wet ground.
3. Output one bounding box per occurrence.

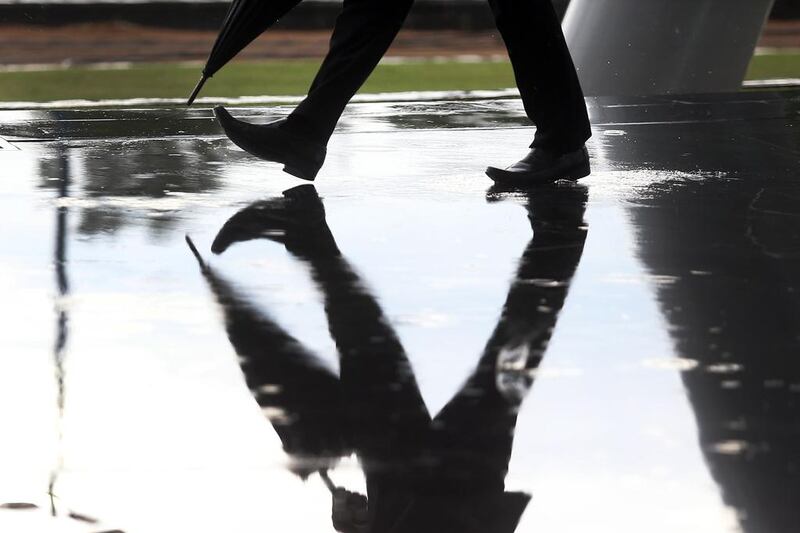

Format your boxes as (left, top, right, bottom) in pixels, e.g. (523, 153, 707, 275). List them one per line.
(1, 93, 799, 533)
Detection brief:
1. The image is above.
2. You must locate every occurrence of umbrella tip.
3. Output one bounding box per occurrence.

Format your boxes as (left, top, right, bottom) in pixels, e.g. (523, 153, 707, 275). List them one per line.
(185, 235, 207, 271)
(187, 75, 208, 107)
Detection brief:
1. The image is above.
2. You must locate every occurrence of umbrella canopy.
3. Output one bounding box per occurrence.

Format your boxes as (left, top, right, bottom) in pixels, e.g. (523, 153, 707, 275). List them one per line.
(187, 0, 302, 106)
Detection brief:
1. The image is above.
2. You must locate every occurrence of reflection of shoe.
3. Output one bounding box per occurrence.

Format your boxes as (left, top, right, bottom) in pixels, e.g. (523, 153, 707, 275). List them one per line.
(486, 146, 590, 186)
(485, 179, 584, 203)
(211, 185, 339, 258)
(214, 106, 326, 181)
(486, 180, 589, 234)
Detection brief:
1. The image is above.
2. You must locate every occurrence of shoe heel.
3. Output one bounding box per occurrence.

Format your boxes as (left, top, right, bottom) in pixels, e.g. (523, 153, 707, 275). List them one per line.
(283, 148, 324, 181)
(566, 159, 591, 181)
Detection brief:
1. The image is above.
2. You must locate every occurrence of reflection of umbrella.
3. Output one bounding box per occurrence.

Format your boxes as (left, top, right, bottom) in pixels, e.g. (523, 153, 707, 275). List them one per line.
(187, 0, 301, 106)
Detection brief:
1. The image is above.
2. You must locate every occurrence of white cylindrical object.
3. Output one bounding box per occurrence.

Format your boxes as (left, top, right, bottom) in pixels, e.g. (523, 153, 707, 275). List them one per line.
(563, 0, 775, 96)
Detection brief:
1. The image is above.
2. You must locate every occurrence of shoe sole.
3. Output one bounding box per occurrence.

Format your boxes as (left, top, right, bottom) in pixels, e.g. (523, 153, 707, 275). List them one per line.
(283, 165, 316, 181)
(486, 159, 591, 185)
(227, 137, 321, 181)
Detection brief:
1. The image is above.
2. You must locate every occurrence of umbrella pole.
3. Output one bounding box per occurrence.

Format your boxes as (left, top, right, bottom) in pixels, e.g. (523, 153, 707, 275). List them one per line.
(185, 235, 208, 273)
(187, 74, 209, 107)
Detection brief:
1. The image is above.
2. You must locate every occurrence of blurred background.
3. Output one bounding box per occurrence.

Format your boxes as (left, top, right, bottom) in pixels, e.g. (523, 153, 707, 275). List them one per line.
(0, 0, 798, 103)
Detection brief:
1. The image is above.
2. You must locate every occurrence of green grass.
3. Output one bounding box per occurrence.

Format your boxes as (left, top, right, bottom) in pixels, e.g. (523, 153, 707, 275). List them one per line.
(0, 53, 796, 103)
(745, 52, 800, 80)
(0, 60, 516, 103)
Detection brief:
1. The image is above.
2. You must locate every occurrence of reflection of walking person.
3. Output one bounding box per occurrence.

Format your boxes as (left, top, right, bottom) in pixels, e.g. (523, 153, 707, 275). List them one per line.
(189, 183, 588, 532)
(214, 0, 591, 185)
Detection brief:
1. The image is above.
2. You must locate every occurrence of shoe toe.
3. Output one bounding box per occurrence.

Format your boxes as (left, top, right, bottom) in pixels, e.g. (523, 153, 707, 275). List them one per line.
(485, 166, 508, 181)
(210, 231, 233, 255)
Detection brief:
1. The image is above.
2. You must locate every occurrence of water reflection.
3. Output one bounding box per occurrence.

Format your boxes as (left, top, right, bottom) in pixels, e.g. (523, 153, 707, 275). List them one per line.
(630, 178, 800, 533)
(0, 502, 123, 533)
(37, 138, 227, 238)
(616, 116, 800, 533)
(191, 182, 588, 532)
(1, 137, 126, 532)
(50, 143, 69, 518)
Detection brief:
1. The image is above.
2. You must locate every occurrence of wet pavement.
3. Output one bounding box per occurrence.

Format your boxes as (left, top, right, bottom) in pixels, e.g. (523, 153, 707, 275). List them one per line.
(1, 91, 799, 533)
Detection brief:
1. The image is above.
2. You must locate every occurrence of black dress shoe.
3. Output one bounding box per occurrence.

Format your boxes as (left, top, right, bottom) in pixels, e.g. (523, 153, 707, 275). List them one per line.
(214, 106, 327, 181)
(211, 184, 340, 259)
(486, 146, 590, 186)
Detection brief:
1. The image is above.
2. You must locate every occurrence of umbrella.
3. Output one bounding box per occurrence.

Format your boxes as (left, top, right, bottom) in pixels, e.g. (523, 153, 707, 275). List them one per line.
(187, 0, 302, 106)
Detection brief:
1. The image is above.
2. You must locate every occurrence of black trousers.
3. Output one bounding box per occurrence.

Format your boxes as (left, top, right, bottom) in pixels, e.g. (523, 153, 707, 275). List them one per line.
(286, 0, 591, 153)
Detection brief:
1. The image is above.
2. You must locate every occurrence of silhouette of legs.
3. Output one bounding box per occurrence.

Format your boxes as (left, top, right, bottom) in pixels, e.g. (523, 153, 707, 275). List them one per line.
(214, 0, 591, 184)
(286, 0, 590, 152)
(199, 183, 589, 533)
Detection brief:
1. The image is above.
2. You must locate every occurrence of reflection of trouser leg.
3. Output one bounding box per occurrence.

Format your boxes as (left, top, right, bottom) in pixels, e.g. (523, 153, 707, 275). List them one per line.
(432, 348, 519, 489)
(433, 186, 589, 484)
(286, 0, 415, 143)
(307, 255, 430, 467)
(486, 186, 588, 376)
(487, 0, 591, 152)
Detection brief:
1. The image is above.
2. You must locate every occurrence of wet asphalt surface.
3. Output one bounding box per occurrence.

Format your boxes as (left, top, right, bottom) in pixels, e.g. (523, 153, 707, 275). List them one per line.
(0, 91, 799, 533)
